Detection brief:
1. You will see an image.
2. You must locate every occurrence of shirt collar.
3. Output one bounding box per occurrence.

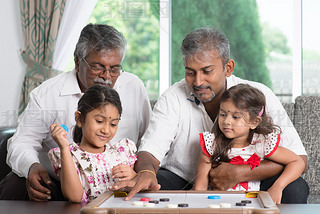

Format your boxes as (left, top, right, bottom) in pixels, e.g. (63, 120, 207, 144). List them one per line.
(60, 68, 83, 96)
(187, 93, 201, 106)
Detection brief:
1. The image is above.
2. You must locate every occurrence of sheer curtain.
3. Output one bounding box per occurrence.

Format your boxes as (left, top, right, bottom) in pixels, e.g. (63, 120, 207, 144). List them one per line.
(52, 0, 98, 71)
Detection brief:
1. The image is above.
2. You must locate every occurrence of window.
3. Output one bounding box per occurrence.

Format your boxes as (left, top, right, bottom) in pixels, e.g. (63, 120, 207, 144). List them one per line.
(302, 0, 320, 96)
(87, 0, 319, 102)
(89, 0, 160, 99)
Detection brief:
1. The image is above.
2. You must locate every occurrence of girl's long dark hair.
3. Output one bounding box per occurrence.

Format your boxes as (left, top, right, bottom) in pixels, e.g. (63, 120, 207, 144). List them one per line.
(211, 84, 280, 164)
(73, 85, 122, 144)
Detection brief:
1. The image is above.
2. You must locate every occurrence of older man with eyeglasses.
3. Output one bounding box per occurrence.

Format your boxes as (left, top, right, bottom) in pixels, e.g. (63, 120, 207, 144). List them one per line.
(0, 24, 152, 201)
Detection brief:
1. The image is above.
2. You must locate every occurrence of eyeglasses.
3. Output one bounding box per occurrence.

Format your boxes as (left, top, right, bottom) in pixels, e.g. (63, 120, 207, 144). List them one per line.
(82, 58, 123, 77)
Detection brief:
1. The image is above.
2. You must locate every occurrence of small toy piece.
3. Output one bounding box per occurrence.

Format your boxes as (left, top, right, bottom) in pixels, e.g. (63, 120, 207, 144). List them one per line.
(208, 195, 221, 199)
(140, 197, 151, 201)
(114, 191, 128, 197)
(60, 124, 69, 133)
(220, 203, 231, 208)
(166, 204, 178, 208)
(236, 202, 246, 206)
(178, 203, 189, 207)
(159, 198, 170, 202)
(208, 204, 220, 208)
(144, 203, 155, 208)
(149, 200, 159, 204)
(132, 201, 144, 206)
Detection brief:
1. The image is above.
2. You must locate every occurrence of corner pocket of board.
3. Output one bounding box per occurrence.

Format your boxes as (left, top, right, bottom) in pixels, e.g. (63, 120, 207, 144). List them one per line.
(246, 192, 258, 198)
(114, 191, 128, 197)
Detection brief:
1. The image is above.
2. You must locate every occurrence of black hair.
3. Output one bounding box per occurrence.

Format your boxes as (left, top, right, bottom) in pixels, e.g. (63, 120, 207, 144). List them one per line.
(73, 85, 122, 144)
(211, 84, 281, 163)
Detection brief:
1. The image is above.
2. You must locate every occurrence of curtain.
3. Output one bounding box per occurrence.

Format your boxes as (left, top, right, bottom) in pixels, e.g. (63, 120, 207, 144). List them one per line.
(19, 0, 66, 115)
(53, 0, 98, 71)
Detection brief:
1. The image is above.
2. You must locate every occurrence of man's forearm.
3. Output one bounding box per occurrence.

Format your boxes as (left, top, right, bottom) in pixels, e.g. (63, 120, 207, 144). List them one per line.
(299, 155, 308, 173)
(237, 159, 284, 182)
(135, 151, 160, 173)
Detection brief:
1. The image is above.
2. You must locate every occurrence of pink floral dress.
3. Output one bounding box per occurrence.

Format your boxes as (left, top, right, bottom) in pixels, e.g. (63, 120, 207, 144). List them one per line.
(199, 131, 281, 191)
(48, 138, 137, 203)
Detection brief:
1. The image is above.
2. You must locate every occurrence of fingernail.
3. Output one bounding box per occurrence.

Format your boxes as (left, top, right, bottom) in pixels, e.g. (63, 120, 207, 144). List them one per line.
(47, 196, 51, 200)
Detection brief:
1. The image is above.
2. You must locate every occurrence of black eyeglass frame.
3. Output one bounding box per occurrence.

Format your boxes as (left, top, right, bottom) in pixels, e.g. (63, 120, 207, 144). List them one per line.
(82, 58, 123, 77)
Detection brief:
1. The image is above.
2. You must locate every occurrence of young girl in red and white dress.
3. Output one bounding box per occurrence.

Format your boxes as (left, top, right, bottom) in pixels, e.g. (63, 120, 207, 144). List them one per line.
(48, 85, 137, 203)
(193, 84, 305, 204)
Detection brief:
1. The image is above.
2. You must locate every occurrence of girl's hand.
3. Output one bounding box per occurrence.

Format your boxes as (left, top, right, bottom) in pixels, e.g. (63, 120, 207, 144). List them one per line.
(50, 124, 69, 149)
(267, 186, 282, 204)
(112, 164, 137, 181)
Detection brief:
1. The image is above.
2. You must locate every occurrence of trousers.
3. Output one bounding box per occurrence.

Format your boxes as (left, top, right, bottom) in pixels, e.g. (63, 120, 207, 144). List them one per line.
(0, 171, 66, 201)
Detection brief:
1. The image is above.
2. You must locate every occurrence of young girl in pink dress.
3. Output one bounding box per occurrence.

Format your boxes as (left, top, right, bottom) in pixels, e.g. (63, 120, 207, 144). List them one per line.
(193, 84, 305, 204)
(48, 85, 137, 203)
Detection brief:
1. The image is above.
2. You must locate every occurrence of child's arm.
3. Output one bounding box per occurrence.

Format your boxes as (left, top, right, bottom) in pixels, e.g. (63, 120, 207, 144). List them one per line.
(50, 124, 83, 203)
(193, 151, 212, 190)
(112, 164, 137, 181)
(266, 146, 305, 204)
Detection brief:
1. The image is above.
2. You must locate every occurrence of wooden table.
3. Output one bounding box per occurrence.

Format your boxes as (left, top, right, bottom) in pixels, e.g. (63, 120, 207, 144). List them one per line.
(0, 200, 319, 214)
(0, 200, 320, 214)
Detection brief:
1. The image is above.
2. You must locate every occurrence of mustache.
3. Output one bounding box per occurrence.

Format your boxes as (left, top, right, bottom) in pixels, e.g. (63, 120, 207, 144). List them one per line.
(93, 77, 112, 85)
(193, 85, 211, 91)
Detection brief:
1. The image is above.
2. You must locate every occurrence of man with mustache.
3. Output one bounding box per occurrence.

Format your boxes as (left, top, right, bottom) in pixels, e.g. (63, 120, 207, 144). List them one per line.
(111, 26, 309, 204)
(0, 24, 151, 201)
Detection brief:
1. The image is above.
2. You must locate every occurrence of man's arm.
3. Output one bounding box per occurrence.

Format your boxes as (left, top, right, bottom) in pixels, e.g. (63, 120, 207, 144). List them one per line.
(110, 151, 161, 200)
(209, 154, 307, 190)
(209, 159, 284, 190)
(300, 155, 308, 173)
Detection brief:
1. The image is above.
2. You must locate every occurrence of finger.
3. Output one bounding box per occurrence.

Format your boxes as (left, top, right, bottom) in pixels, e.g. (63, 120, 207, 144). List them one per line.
(150, 184, 161, 191)
(112, 164, 127, 173)
(39, 170, 52, 186)
(125, 184, 143, 201)
(26, 180, 51, 201)
(125, 177, 158, 201)
(111, 180, 134, 190)
(113, 171, 126, 179)
(29, 179, 51, 195)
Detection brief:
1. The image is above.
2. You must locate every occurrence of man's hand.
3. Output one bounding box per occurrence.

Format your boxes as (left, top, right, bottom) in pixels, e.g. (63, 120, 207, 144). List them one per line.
(26, 163, 52, 201)
(209, 162, 241, 190)
(209, 160, 285, 190)
(110, 170, 161, 201)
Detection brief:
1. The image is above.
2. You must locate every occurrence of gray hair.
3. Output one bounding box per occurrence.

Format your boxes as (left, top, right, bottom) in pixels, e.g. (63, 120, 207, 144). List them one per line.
(74, 24, 127, 62)
(181, 26, 230, 66)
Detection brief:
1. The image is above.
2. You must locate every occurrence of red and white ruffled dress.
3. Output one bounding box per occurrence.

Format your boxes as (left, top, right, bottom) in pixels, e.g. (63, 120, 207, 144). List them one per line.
(199, 131, 281, 191)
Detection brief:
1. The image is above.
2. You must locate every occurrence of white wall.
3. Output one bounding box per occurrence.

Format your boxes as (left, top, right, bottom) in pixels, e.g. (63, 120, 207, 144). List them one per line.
(0, 1, 25, 127)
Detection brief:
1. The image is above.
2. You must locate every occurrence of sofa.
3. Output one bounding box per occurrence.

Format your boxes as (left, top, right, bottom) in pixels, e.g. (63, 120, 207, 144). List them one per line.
(281, 96, 320, 204)
(0, 96, 319, 203)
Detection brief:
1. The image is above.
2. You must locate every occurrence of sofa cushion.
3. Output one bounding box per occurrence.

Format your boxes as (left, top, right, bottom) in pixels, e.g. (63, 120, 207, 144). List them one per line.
(0, 127, 16, 181)
(293, 96, 320, 196)
(282, 102, 295, 123)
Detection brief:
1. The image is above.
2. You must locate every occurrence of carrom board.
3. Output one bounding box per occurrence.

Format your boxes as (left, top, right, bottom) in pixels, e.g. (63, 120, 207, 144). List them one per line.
(80, 190, 280, 214)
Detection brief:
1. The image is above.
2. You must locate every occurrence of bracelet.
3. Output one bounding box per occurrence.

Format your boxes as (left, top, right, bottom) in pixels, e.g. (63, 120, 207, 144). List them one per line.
(138, 170, 156, 177)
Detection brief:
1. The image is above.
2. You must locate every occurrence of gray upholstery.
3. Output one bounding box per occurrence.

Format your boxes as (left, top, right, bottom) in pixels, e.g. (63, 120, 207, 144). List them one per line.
(0, 127, 16, 181)
(290, 96, 320, 204)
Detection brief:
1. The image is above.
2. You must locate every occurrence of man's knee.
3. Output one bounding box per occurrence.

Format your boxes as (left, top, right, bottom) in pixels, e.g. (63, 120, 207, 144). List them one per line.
(0, 171, 28, 200)
(281, 177, 309, 204)
(261, 175, 309, 204)
(156, 168, 192, 190)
